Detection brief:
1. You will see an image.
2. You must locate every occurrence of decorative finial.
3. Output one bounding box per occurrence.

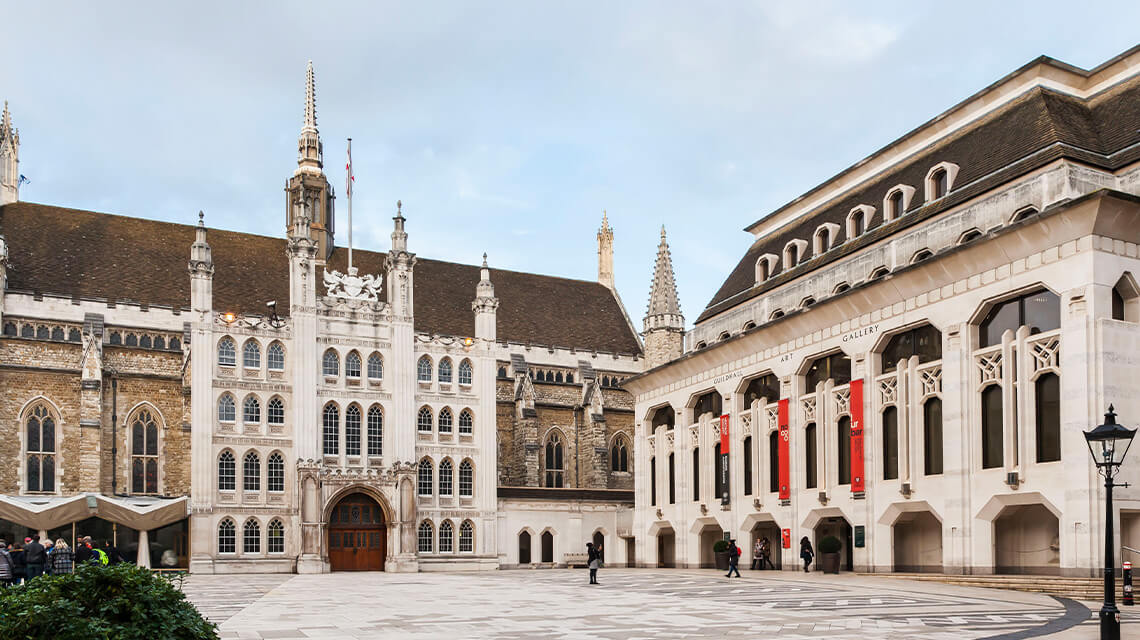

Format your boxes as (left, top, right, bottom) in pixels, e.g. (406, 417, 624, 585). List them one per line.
(1107, 404, 1117, 424)
(660, 225, 667, 241)
(303, 60, 317, 132)
(198, 211, 205, 226)
(396, 200, 403, 216)
(482, 252, 488, 268)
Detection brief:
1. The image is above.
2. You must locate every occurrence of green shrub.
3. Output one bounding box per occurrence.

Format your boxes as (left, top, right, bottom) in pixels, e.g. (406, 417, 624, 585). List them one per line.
(818, 535, 842, 554)
(0, 562, 217, 640)
(712, 539, 730, 553)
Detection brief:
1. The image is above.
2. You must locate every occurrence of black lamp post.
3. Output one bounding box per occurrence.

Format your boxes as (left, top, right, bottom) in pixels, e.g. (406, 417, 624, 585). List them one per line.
(1084, 405, 1136, 640)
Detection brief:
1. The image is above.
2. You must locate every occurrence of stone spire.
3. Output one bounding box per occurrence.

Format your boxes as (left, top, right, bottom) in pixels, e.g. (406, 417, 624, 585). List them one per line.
(597, 210, 614, 289)
(472, 252, 499, 341)
(285, 62, 335, 259)
(385, 200, 416, 320)
(296, 61, 323, 174)
(188, 211, 214, 314)
(391, 200, 408, 252)
(643, 226, 684, 368)
(0, 101, 20, 205)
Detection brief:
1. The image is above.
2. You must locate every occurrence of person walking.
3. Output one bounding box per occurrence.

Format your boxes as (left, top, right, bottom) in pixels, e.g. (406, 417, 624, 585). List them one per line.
(725, 539, 742, 578)
(10, 541, 26, 585)
(751, 538, 763, 570)
(586, 542, 601, 585)
(799, 537, 814, 573)
(42, 539, 54, 575)
(50, 539, 74, 575)
(760, 537, 775, 570)
(0, 540, 13, 586)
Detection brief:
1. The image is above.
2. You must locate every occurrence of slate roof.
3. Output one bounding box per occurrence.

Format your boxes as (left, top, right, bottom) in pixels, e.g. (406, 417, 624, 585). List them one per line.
(0, 203, 643, 355)
(698, 73, 1140, 324)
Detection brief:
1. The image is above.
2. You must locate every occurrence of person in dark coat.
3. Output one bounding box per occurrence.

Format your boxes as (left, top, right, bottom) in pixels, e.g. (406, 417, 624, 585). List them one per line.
(725, 538, 742, 578)
(0, 540, 13, 586)
(9, 541, 26, 584)
(74, 536, 93, 565)
(800, 536, 814, 573)
(24, 535, 46, 579)
(50, 539, 74, 575)
(102, 540, 124, 565)
(586, 542, 601, 585)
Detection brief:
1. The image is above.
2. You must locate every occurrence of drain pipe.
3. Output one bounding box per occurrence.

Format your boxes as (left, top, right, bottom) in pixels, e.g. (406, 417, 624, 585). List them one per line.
(111, 375, 118, 495)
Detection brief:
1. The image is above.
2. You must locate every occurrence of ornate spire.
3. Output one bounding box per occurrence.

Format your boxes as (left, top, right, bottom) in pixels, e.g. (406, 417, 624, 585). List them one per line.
(303, 61, 317, 134)
(296, 61, 323, 174)
(1, 101, 20, 205)
(597, 210, 615, 289)
(644, 226, 683, 330)
(391, 200, 408, 252)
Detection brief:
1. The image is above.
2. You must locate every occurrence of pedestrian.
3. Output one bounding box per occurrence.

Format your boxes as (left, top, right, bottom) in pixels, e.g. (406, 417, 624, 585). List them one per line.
(800, 536, 814, 573)
(42, 539, 54, 575)
(10, 541, 26, 584)
(75, 536, 93, 565)
(761, 537, 775, 570)
(0, 540, 13, 586)
(586, 542, 601, 585)
(102, 539, 123, 565)
(751, 538, 763, 570)
(50, 539, 74, 575)
(725, 538, 742, 578)
(24, 535, 46, 580)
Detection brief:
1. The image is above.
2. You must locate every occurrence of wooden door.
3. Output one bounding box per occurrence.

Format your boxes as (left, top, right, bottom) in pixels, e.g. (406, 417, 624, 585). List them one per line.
(328, 493, 386, 571)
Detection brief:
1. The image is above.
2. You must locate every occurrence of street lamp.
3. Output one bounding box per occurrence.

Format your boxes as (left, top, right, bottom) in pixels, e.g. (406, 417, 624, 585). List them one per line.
(1084, 405, 1136, 640)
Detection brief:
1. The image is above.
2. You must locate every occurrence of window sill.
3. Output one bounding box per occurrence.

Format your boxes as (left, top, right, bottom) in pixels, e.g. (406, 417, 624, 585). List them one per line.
(368, 377, 382, 385)
(439, 382, 452, 391)
(323, 375, 339, 384)
(459, 383, 473, 390)
(346, 377, 361, 386)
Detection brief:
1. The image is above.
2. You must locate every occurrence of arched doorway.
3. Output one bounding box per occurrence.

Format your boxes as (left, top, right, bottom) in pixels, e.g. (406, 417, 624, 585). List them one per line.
(328, 493, 386, 571)
(518, 531, 532, 564)
(893, 511, 942, 573)
(592, 531, 605, 564)
(541, 531, 554, 563)
(994, 504, 1059, 575)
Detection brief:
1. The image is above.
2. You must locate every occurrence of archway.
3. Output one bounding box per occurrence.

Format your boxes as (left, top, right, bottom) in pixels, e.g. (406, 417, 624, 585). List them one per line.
(518, 530, 532, 564)
(814, 516, 853, 572)
(893, 511, 942, 573)
(749, 522, 782, 570)
(656, 528, 676, 568)
(994, 504, 1059, 575)
(695, 521, 725, 569)
(327, 493, 386, 571)
(541, 530, 554, 563)
(592, 530, 605, 564)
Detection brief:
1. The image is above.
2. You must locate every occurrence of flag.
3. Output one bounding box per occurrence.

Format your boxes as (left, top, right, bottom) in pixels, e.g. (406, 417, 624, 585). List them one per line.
(17, 174, 29, 186)
(345, 140, 353, 198)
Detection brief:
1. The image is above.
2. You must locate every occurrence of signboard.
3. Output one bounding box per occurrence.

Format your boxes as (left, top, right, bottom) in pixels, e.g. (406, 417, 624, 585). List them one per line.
(719, 414, 730, 504)
(777, 399, 790, 500)
(781, 528, 791, 549)
(850, 379, 865, 493)
(854, 525, 865, 548)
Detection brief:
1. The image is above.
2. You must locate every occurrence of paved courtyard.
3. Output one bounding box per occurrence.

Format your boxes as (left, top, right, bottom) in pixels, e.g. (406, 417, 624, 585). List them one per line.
(181, 569, 1140, 639)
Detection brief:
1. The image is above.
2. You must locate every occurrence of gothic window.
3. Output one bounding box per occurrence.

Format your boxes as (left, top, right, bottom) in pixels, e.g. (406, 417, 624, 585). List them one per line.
(267, 342, 285, 371)
(459, 520, 474, 553)
(217, 394, 236, 423)
(218, 519, 236, 554)
(367, 405, 383, 455)
(881, 324, 942, 373)
(51, 326, 65, 341)
(438, 459, 454, 496)
(930, 168, 948, 200)
(367, 352, 383, 379)
(837, 416, 851, 485)
(979, 289, 1060, 347)
(544, 433, 564, 488)
(2, 321, 14, 336)
(243, 340, 260, 369)
(458, 409, 473, 435)
(458, 359, 473, 385)
(417, 406, 433, 433)
(541, 531, 554, 563)
(439, 358, 453, 383)
(218, 337, 236, 367)
(267, 518, 285, 554)
(611, 438, 629, 472)
(848, 209, 866, 240)
(345, 404, 361, 456)
(418, 458, 433, 496)
(743, 436, 753, 495)
(323, 404, 339, 455)
(125, 332, 137, 346)
(924, 398, 943, 475)
(439, 520, 454, 553)
(168, 337, 180, 350)
(692, 447, 700, 500)
(650, 457, 657, 506)
(22, 324, 36, 338)
(243, 451, 260, 491)
(887, 190, 905, 220)
(784, 242, 800, 269)
(804, 423, 818, 489)
(345, 352, 361, 378)
(744, 373, 779, 407)
(882, 407, 899, 481)
(322, 349, 340, 377)
(459, 460, 473, 497)
(805, 352, 851, 390)
(130, 408, 159, 494)
(418, 520, 434, 553)
(768, 431, 778, 493)
(498, 366, 508, 379)
(243, 518, 260, 554)
(567, 373, 574, 384)
(267, 452, 285, 492)
(243, 396, 261, 424)
(24, 404, 56, 493)
(518, 531, 532, 563)
(668, 453, 675, 504)
(218, 451, 235, 491)
(438, 407, 453, 434)
(154, 335, 166, 348)
(981, 385, 1003, 469)
(1035, 372, 1061, 463)
(815, 227, 831, 256)
(267, 397, 285, 426)
(417, 356, 433, 382)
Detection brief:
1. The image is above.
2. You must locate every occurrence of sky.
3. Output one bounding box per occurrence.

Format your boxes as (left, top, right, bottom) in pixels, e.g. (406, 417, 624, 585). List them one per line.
(4, 2, 1140, 330)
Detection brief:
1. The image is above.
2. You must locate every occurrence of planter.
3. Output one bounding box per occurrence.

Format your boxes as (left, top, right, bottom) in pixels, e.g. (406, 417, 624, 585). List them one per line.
(820, 552, 840, 574)
(714, 551, 730, 571)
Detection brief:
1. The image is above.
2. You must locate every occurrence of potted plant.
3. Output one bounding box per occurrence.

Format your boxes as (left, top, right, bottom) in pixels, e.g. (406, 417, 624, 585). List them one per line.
(818, 535, 842, 574)
(713, 539, 731, 571)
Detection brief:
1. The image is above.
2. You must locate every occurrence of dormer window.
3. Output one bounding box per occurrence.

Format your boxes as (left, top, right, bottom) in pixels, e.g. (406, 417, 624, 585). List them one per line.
(924, 162, 959, 202)
(931, 169, 948, 199)
(813, 222, 839, 256)
(868, 266, 890, 281)
(910, 248, 933, 264)
(887, 190, 904, 219)
(785, 243, 799, 269)
(754, 253, 777, 285)
(846, 205, 876, 241)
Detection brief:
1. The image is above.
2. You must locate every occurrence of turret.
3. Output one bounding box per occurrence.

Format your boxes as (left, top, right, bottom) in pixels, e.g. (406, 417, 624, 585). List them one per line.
(597, 210, 614, 289)
(385, 201, 416, 320)
(643, 226, 685, 368)
(472, 253, 499, 342)
(0, 102, 20, 205)
(284, 62, 336, 260)
(188, 211, 214, 314)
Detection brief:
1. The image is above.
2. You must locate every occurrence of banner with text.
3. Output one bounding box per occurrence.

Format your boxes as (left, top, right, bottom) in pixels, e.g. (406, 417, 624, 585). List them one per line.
(777, 399, 790, 500)
(719, 414, 730, 504)
(850, 378, 865, 493)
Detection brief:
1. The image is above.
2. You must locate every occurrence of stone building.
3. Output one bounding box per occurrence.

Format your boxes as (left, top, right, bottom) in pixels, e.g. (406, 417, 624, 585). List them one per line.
(0, 63, 643, 572)
(625, 45, 1140, 576)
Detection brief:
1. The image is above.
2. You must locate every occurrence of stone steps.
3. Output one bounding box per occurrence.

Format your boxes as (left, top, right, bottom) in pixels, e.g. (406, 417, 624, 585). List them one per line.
(867, 572, 1130, 601)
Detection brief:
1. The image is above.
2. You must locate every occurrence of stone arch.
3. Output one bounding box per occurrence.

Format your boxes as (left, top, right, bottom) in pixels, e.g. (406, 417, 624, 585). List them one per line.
(322, 484, 396, 525)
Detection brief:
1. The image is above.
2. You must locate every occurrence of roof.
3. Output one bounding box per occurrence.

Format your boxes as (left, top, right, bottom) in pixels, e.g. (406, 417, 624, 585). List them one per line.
(0, 203, 643, 355)
(698, 71, 1140, 324)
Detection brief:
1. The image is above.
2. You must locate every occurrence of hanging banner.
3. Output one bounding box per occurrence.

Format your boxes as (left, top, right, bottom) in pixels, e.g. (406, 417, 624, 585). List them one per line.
(777, 399, 790, 500)
(719, 414, 730, 504)
(850, 378, 865, 493)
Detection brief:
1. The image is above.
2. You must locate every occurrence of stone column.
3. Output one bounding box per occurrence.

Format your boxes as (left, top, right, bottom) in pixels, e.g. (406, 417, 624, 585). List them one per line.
(136, 530, 151, 569)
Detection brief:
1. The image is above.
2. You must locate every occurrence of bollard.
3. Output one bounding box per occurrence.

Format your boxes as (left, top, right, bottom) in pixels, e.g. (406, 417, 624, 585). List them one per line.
(1125, 561, 1134, 606)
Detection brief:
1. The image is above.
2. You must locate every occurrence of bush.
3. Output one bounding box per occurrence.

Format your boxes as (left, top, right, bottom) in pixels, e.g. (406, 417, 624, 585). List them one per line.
(818, 535, 842, 554)
(712, 539, 730, 553)
(0, 562, 217, 640)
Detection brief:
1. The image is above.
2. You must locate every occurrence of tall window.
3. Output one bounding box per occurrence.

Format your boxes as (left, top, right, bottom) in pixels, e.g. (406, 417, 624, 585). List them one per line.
(744, 374, 779, 407)
(459, 520, 474, 553)
(243, 340, 260, 369)
(218, 519, 236, 554)
(650, 457, 657, 505)
(816, 227, 831, 255)
(459, 460, 473, 497)
(923, 398, 943, 475)
(438, 459, 453, 496)
(544, 433, 564, 488)
(418, 521, 434, 553)
(345, 405, 361, 456)
(439, 520, 454, 553)
(438, 407, 453, 434)
(981, 385, 1003, 469)
(345, 352, 361, 378)
(458, 409, 473, 435)
(130, 408, 159, 494)
(768, 431, 778, 493)
(804, 423, 817, 489)
(887, 190, 905, 219)
(785, 243, 799, 269)
(850, 210, 865, 239)
(417, 356, 432, 382)
(979, 289, 1060, 348)
(217, 337, 236, 367)
(417, 407, 433, 433)
(243, 396, 260, 424)
(692, 447, 700, 500)
(25, 404, 56, 493)
(243, 451, 260, 491)
(367, 406, 383, 456)
(519, 531, 532, 563)
(217, 394, 236, 422)
(267, 342, 285, 371)
(458, 359, 473, 385)
(418, 459, 433, 496)
(267, 452, 285, 492)
(668, 453, 676, 504)
(757, 258, 770, 282)
(267, 519, 285, 553)
(611, 438, 629, 472)
(882, 407, 899, 481)
(267, 397, 285, 426)
(837, 416, 851, 485)
(714, 443, 726, 499)
(743, 436, 753, 495)
(322, 350, 339, 377)
(931, 168, 948, 199)
(439, 358, 453, 383)
(881, 325, 942, 373)
(367, 353, 383, 379)
(1035, 373, 1061, 463)
(323, 404, 339, 455)
(805, 352, 851, 390)
(244, 519, 260, 554)
(218, 451, 235, 491)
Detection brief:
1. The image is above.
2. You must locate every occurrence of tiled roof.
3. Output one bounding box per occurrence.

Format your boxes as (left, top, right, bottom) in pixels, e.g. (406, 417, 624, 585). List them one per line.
(698, 75, 1140, 323)
(0, 203, 643, 355)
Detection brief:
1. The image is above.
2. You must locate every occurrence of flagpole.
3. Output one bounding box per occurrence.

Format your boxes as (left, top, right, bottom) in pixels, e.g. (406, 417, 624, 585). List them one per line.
(347, 137, 353, 272)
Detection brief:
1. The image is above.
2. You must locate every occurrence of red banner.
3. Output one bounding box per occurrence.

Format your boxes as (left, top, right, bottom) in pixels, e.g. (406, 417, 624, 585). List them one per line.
(850, 378, 865, 493)
(777, 399, 790, 500)
(781, 528, 791, 549)
(719, 414, 730, 452)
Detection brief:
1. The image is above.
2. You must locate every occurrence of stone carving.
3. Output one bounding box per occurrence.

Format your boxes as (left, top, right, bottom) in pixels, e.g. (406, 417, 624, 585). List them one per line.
(919, 366, 942, 397)
(324, 266, 382, 302)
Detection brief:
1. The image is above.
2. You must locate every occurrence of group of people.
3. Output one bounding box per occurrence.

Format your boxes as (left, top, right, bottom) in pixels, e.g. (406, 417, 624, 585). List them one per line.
(724, 536, 817, 577)
(0, 534, 125, 586)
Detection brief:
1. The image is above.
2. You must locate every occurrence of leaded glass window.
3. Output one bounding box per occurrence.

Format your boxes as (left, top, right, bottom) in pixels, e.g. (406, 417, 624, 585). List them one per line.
(130, 408, 159, 494)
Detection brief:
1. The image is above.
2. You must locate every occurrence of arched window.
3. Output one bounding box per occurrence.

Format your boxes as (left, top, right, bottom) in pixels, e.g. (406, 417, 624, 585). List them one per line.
(930, 168, 948, 200)
(168, 337, 180, 351)
(267, 342, 285, 371)
(367, 405, 383, 456)
(804, 423, 817, 489)
(837, 416, 851, 485)
(322, 404, 339, 455)
(611, 438, 629, 472)
(805, 352, 851, 390)
(217, 394, 236, 423)
(218, 519, 236, 554)
(979, 289, 1060, 348)
(139, 334, 152, 348)
(923, 398, 943, 475)
(417, 356, 433, 382)
(800, 297, 816, 309)
(243, 395, 261, 424)
(456, 459, 474, 498)
(981, 385, 1003, 469)
(244, 519, 261, 554)
(498, 366, 508, 378)
(887, 190, 905, 220)
(438, 459, 454, 496)
(418, 520, 434, 553)
(768, 431, 779, 493)
(345, 352, 361, 378)
(541, 531, 554, 563)
(218, 337, 236, 367)
(784, 242, 800, 269)
(243, 451, 260, 492)
(881, 324, 942, 373)
(815, 227, 831, 256)
(267, 452, 285, 492)
(439, 358, 453, 383)
(418, 458, 433, 496)
(125, 333, 137, 346)
(439, 520, 454, 553)
(267, 518, 285, 554)
(243, 340, 260, 369)
(756, 256, 771, 283)
(692, 390, 722, 418)
(417, 406, 433, 433)
(130, 408, 159, 494)
(518, 531, 532, 564)
(691, 448, 699, 501)
(218, 451, 235, 491)
(458, 409, 473, 435)
(25, 403, 57, 493)
(849, 209, 866, 240)
(882, 407, 898, 481)
(1035, 372, 1061, 463)
(458, 359, 473, 385)
(267, 397, 285, 426)
(345, 405, 361, 456)
(438, 407, 453, 434)
(322, 349, 340, 377)
(367, 353, 383, 379)
(459, 520, 474, 553)
(743, 436, 753, 495)
(544, 433, 564, 488)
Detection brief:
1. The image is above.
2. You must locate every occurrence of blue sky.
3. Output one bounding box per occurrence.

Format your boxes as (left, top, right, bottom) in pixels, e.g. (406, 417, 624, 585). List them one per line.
(4, 2, 1140, 329)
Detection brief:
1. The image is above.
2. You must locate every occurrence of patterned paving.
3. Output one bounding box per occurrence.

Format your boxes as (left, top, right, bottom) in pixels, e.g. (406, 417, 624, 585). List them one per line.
(178, 568, 1132, 639)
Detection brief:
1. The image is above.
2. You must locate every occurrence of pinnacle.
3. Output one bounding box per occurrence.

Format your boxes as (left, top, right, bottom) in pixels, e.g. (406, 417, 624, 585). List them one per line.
(482, 252, 489, 268)
(645, 225, 683, 322)
(303, 61, 318, 132)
